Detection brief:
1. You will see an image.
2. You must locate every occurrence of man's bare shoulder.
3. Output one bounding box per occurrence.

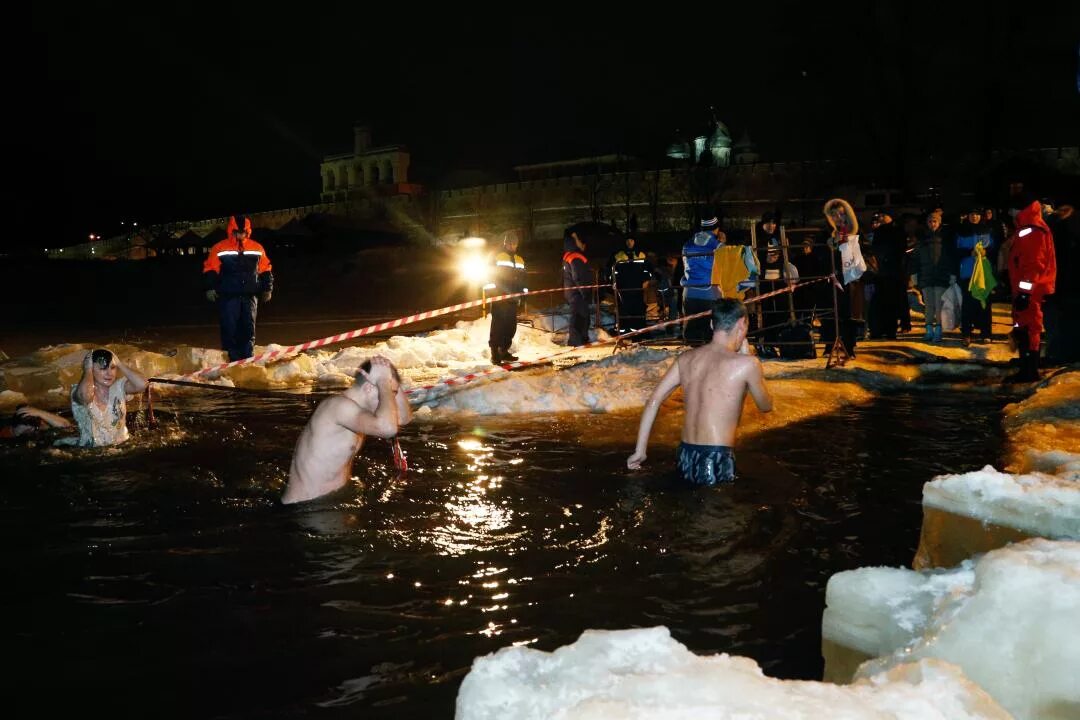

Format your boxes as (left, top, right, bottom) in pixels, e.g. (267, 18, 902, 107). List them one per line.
(726, 353, 764, 377)
(686, 347, 760, 375)
(312, 393, 365, 425)
(734, 353, 762, 369)
(677, 344, 714, 366)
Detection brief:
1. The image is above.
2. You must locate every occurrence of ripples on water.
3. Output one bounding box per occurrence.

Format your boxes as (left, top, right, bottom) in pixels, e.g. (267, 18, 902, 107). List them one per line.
(1, 390, 1004, 718)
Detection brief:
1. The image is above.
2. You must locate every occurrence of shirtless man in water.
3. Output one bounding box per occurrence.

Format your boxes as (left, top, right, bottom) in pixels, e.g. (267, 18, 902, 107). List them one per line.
(282, 356, 412, 504)
(627, 299, 773, 485)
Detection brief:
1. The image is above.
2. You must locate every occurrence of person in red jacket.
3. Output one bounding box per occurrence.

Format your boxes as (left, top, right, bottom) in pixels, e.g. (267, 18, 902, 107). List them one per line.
(202, 215, 274, 361)
(1006, 197, 1057, 382)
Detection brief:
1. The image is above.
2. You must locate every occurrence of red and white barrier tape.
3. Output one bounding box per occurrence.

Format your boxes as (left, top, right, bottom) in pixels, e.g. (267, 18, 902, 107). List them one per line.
(181, 283, 605, 379)
(405, 277, 832, 399)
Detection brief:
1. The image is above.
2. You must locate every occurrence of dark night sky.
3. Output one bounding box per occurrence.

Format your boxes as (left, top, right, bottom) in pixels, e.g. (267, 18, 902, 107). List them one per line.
(25, 2, 1080, 245)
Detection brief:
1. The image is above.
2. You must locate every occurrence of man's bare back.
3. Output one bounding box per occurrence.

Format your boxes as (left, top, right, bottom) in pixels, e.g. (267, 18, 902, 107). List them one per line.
(627, 300, 772, 484)
(282, 357, 411, 505)
(677, 344, 769, 447)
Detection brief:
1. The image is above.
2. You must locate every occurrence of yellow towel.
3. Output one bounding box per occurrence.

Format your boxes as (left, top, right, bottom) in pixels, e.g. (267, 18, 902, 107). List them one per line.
(968, 242, 997, 309)
(711, 246, 750, 299)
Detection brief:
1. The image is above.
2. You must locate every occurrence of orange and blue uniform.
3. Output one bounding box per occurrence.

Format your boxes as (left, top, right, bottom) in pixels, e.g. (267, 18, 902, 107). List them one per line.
(562, 234, 591, 346)
(202, 215, 274, 361)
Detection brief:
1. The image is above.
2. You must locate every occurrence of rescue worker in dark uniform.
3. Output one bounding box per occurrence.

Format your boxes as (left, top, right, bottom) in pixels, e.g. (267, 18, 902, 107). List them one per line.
(488, 229, 527, 364)
(202, 214, 274, 361)
(563, 228, 591, 347)
(609, 234, 651, 333)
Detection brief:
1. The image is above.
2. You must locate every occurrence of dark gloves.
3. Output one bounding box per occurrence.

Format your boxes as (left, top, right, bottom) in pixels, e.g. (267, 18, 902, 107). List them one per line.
(1013, 293, 1030, 311)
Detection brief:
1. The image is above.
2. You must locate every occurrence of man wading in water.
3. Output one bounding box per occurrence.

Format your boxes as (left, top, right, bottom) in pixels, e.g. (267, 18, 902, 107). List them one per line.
(627, 299, 773, 485)
(282, 356, 412, 504)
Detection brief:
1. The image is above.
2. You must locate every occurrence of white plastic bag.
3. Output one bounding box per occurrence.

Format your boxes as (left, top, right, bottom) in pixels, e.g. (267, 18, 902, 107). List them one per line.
(839, 235, 867, 285)
(940, 282, 963, 331)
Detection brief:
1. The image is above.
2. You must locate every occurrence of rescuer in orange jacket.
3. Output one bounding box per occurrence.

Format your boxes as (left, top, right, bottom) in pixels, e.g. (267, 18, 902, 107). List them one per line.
(202, 214, 274, 361)
(1005, 197, 1057, 382)
(563, 228, 591, 347)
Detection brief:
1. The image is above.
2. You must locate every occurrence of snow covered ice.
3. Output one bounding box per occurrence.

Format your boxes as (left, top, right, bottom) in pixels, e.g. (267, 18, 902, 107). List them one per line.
(822, 539, 1080, 720)
(913, 465, 1080, 568)
(455, 626, 1010, 720)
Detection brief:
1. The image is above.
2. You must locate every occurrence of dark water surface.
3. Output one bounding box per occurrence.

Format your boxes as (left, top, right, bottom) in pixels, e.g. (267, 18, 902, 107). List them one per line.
(2, 390, 1005, 718)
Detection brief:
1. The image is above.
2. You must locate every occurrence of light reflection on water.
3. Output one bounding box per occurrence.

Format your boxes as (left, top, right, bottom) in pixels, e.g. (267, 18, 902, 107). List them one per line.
(2, 390, 1005, 718)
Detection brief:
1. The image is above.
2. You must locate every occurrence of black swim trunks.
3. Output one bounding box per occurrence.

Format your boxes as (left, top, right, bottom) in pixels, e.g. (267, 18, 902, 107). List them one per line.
(676, 442, 736, 486)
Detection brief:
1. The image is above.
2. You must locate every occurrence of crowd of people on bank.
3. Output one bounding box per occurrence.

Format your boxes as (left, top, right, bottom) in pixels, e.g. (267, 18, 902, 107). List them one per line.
(555, 184, 1073, 379)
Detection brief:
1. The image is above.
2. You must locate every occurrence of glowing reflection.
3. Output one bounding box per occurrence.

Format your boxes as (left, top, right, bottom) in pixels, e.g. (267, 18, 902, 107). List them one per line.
(423, 439, 525, 555)
(479, 621, 502, 637)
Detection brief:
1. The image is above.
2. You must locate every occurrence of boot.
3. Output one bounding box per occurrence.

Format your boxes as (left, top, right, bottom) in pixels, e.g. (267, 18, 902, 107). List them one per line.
(1003, 331, 1040, 383)
(502, 346, 519, 362)
(1005, 350, 1040, 383)
(1025, 347, 1042, 380)
(932, 324, 942, 343)
(490, 346, 504, 365)
(1002, 349, 1028, 382)
(924, 324, 933, 341)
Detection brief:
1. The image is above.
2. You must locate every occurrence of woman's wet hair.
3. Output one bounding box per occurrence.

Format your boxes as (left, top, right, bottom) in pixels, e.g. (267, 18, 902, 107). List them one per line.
(11, 405, 38, 429)
(711, 299, 748, 333)
(91, 349, 114, 368)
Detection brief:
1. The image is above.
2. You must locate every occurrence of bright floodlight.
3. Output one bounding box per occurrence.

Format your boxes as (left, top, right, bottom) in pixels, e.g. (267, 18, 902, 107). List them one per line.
(459, 254, 489, 283)
(462, 236, 486, 248)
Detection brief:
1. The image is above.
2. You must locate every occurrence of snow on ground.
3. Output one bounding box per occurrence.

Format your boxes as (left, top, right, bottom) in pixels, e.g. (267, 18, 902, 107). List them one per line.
(0, 312, 1068, 426)
(823, 539, 1080, 720)
(455, 626, 1010, 720)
